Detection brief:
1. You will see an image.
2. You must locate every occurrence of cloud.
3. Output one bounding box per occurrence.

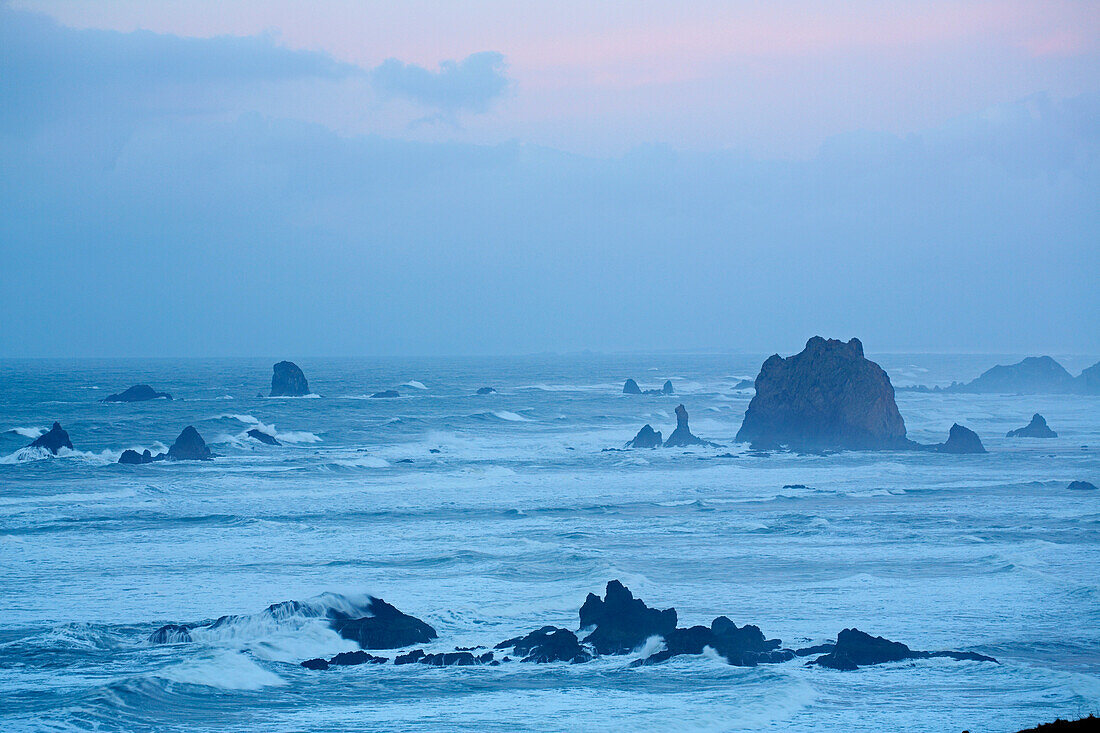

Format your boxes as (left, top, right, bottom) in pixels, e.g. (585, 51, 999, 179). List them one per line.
(371, 51, 510, 113)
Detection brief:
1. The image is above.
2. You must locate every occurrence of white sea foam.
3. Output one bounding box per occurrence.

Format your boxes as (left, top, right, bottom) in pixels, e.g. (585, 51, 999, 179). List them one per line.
(493, 411, 529, 422)
(156, 651, 286, 690)
(7, 426, 44, 439)
(402, 380, 428, 390)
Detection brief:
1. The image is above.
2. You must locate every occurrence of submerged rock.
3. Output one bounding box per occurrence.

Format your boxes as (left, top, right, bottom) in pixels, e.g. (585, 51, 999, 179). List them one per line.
(247, 428, 280, 445)
(495, 626, 592, 663)
(623, 379, 642, 395)
(330, 597, 437, 649)
(935, 423, 986, 454)
(1007, 414, 1057, 438)
(270, 361, 310, 397)
(663, 404, 707, 447)
(628, 424, 663, 449)
(476, 387, 497, 395)
(167, 426, 213, 461)
(102, 385, 172, 402)
(148, 624, 192, 644)
(947, 356, 1077, 394)
(1067, 480, 1098, 491)
(579, 580, 677, 655)
(370, 390, 401, 399)
(736, 337, 911, 451)
(28, 422, 73, 455)
(809, 628, 996, 670)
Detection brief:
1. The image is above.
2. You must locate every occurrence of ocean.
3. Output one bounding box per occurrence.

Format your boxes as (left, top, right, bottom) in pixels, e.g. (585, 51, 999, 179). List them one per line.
(1, 353, 1097, 732)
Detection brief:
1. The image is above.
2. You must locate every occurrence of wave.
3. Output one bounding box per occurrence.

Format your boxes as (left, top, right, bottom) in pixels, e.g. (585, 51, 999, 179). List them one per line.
(217, 414, 321, 444)
(491, 411, 529, 422)
(6, 426, 44, 439)
(401, 380, 428, 390)
(332, 456, 390, 468)
(155, 650, 285, 691)
(0, 446, 121, 465)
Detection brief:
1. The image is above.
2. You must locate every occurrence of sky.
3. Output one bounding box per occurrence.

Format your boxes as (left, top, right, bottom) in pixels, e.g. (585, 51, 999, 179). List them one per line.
(1, 0, 1098, 357)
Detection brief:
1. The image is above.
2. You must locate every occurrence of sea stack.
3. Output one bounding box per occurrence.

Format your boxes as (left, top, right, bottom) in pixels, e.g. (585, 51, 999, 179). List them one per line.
(101, 385, 172, 402)
(166, 426, 213, 460)
(663, 404, 705, 447)
(735, 337, 910, 451)
(662, 380, 674, 395)
(623, 379, 642, 395)
(1006, 414, 1057, 438)
(947, 356, 1076, 394)
(270, 361, 310, 397)
(628, 425, 663, 449)
(28, 422, 73, 454)
(936, 423, 986, 454)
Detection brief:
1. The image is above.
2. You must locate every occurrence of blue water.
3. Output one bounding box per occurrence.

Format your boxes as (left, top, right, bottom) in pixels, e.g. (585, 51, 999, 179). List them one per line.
(1, 353, 1098, 732)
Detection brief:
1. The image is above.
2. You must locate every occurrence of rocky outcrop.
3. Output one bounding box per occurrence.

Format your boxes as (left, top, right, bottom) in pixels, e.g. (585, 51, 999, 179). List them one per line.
(663, 404, 707, 447)
(624, 379, 674, 395)
(808, 628, 996, 670)
(635, 616, 791, 667)
(166, 426, 213, 461)
(662, 380, 674, 395)
(476, 387, 497, 395)
(330, 597, 437, 649)
(301, 650, 388, 670)
(735, 337, 911, 451)
(28, 422, 73, 454)
(1007, 414, 1057, 438)
(1067, 480, 1098, 491)
(947, 356, 1076, 394)
(935, 423, 986, 454)
(118, 449, 157, 465)
(370, 390, 401, 399)
(101, 385, 172, 402)
(623, 379, 642, 395)
(270, 361, 310, 397)
(1077, 362, 1100, 394)
(579, 580, 677, 655)
(247, 429, 280, 445)
(733, 379, 755, 390)
(628, 425, 663, 449)
(495, 626, 592, 663)
(1015, 716, 1100, 732)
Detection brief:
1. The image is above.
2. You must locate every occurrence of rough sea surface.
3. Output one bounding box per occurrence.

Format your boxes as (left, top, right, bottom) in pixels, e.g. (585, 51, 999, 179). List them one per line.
(1, 354, 1098, 732)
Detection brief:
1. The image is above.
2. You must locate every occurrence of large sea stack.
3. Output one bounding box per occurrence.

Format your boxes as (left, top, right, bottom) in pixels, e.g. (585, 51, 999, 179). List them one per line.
(735, 337, 910, 451)
(663, 404, 706, 447)
(166, 426, 213, 461)
(1006, 414, 1057, 438)
(28, 422, 73, 454)
(270, 361, 310, 397)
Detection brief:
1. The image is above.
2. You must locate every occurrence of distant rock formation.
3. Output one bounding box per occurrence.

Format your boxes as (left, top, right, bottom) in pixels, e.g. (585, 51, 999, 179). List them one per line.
(370, 390, 401, 399)
(166, 426, 212, 461)
(495, 626, 592, 663)
(330, 597, 438, 649)
(623, 378, 674, 395)
(247, 428, 280, 445)
(808, 628, 996, 670)
(28, 422, 73, 454)
(101, 385, 172, 402)
(623, 379, 642, 395)
(579, 580, 677, 655)
(1006, 414, 1057, 438)
(663, 404, 708, 447)
(735, 337, 910, 451)
(1067, 480, 1098, 491)
(270, 361, 310, 397)
(627, 424, 662, 449)
(733, 379, 755, 390)
(1077, 361, 1100, 394)
(118, 449, 157, 465)
(935, 423, 986, 454)
(476, 387, 497, 395)
(634, 616, 791, 667)
(662, 380, 674, 395)
(946, 356, 1076, 394)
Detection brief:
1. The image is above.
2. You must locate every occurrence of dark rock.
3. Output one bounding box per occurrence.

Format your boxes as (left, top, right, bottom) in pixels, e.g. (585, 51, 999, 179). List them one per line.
(663, 404, 706, 447)
(371, 390, 401, 399)
(393, 649, 425, 665)
(167, 426, 213, 461)
(936, 423, 986, 454)
(623, 379, 642, 395)
(28, 422, 73, 455)
(102, 385, 172, 402)
(429, 448, 441, 454)
(809, 628, 996, 670)
(662, 380, 674, 395)
(579, 580, 677, 655)
(330, 597, 437, 649)
(476, 387, 497, 395)
(148, 624, 192, 644)
(1068, 480, 1098, 491)
(418, 651, 482, 666)
(735, 337, 911, 451)
(1007, 414, 1057, 438)
(496, 626, 592, 663)
(783, 484, 809, 489)
(329, 650, 388, 666)
(247, 428, 280, 445)
(270, 361, 311, 397)
(628, 425, 663, 449)
(1014, 715, 1099, 732)
(794, 643, 835, 657)
(301, 658, 329, 670)
(733, 379, 755, 390)
(118, 449, 156, 465)
(947, 356, 1077, 394)
(633, 615, 789, 667)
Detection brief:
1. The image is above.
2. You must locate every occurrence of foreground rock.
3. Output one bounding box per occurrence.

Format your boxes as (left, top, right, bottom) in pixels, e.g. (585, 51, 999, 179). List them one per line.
(1007, 414, 1057, 438)
(270, 361, 311, 397)
(934, 423, 986, 454)
(28, 422, 73, 454)
(663, 404, 709, 447)
(496, 626, 592, 663)
(330, 597, 437, 649)
(1067, 480, 1098, 491)
(247, 428, 280, 445)
(579, 580, 677, 654)
(735, 337, 911, 451)
(1014, 715, 1100, 732)
(101, 385, 172, 402)
(166, 426, 213, 461)
(623, 379, 642, 395)
(808, 628, 996, 670)
(628, 425, 662, 449)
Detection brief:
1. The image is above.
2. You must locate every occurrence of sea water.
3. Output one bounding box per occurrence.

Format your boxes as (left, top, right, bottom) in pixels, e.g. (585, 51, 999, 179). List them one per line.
(0, 353, 1097, 732)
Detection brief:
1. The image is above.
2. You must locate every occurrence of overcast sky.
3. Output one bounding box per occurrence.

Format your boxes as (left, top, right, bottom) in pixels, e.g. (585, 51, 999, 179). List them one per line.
(2, 1, 1098, 357)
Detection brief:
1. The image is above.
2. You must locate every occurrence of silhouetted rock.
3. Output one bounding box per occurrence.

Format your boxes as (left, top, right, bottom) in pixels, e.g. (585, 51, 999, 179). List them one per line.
(1067, 480, 1098, 491)
(662, 380, 674, 395)
(947, 356, 1076, 394)
(809, 628, 995, 670)
(1007, 414, 1057, 438)
(623, 379, 642, 395)
(329, 650, 388, 666)
(936, 423, 986, 454)
(419, 651, 494, 666)
(370, 390, 401, 399)
(579, 580, 677, 655)
(301, 657, 329, 670)
(635, 615, 790, 667)
(476, 387, 497, 395)
(118, 449, 155, 465)
(166, 426, 213, 461)
(330, 597, 437, 649)
(735, 337, 911, 451)
(496, 626, 592, 663)
(393, 649, 425, 665)
(102, 385, 172, 402)
(270, 361, 310, 397)
(1015, 715, 1100, 732)
(28, 422, 73, 454)
(247, 428, 280, 445)
(663, 404, 707, 447)
(148, 624, 192, 644)
(628, 424, 663, 449)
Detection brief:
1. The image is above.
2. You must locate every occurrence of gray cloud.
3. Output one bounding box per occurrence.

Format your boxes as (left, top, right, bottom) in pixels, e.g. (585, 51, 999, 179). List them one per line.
(371, 51, 510, 113)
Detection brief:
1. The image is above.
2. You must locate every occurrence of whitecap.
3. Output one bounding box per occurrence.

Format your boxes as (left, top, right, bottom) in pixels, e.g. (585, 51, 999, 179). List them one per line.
(156, 651, 285, 691)
(7, 426, 44, 439)
(402, 380, 428, 390)
(493, 411, 529, 422)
